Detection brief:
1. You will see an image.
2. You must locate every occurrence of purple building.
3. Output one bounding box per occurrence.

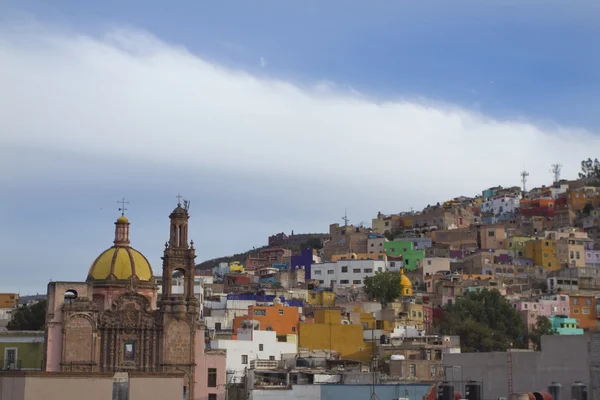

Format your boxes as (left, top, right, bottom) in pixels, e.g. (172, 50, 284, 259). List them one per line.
(291, 249, 313, 279)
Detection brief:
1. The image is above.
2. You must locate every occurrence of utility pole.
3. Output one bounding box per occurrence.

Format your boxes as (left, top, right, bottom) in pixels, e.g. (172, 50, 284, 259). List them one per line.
(507, 348, 514, 400)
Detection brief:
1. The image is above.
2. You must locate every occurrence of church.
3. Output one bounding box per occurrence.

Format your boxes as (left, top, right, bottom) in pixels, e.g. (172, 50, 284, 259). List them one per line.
(44, 199, 225, 400)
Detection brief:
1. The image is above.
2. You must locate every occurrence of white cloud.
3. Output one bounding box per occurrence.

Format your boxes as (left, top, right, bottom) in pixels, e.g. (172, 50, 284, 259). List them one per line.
(0, 23, 598, 208)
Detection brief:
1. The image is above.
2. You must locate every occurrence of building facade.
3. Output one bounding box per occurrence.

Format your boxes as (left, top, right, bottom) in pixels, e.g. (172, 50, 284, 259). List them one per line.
(311, 260, 387, 288)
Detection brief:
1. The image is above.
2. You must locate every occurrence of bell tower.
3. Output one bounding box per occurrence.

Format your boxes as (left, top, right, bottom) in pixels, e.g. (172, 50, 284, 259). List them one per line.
(159, 195, 200, 399)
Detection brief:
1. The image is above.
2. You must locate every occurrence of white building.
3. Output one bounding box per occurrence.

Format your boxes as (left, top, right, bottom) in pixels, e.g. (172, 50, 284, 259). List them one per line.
(211, 327, 298, 383)
(155, 275, 207, 316)
(311, 259, 387, 288)
(480, 194, 520, 216)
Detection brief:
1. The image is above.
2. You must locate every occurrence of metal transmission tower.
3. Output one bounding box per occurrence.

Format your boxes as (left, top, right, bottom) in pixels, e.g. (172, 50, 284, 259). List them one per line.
(520, 169, 529, 192)
(550, 163, 562, 183)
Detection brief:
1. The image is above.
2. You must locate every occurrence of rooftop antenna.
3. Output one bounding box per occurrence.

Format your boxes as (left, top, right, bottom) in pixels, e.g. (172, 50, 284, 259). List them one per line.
(520, 168, 529, 192)
(550, 163, 562, 183)
(117, 197, 129, 216)
(342, 208, 349, 227)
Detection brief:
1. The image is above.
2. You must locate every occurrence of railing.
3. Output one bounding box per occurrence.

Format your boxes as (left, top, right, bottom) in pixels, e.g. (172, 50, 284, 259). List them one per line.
(250, 359, 280, 370)
(0, 359, 22, 370)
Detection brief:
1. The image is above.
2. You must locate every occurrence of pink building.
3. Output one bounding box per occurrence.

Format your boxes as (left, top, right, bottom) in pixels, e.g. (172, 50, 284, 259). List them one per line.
(514, 294, 570, 329)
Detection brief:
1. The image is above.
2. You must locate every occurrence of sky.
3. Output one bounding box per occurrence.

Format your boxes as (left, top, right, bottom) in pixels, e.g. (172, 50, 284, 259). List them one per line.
(1, 1, 600, 294)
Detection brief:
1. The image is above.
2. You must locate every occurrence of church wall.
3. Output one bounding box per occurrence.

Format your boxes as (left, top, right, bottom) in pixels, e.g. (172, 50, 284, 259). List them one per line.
(164, 319, 193, 364)
(63, 315, 94, 363)
(45, 282, 93, 372)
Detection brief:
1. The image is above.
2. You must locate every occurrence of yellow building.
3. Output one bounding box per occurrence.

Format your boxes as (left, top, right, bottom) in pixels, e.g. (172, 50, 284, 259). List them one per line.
(403, 216, 413, 228)
(331, 253, 386, 262)
(388, 302, 424, 329)
(525, 239, 557, 270)
(229, 261, 244, 273)
(307, 291, 336, 307)
(299, 309, 370, 361)
(504, 236, 535, 257)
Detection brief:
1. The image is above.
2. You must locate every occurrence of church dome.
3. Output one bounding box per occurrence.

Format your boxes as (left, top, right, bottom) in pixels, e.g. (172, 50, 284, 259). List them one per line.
(88, 246, 153, 281)
(400, 268, 413, 297)
(87, 214, 153, 282)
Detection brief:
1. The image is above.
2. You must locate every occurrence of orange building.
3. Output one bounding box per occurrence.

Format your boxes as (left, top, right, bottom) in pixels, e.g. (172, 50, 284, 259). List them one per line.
(232, 301, 299, 336)
(570, 294, 597, 330)
(0, 293, 19, 309)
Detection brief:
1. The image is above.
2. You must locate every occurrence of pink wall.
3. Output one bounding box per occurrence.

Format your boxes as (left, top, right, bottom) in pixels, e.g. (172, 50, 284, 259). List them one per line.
(194, 327, 226, 400)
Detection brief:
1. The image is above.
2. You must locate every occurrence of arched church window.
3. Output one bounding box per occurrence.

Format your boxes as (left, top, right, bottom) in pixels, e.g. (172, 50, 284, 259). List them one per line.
(64, 290, 78, 304)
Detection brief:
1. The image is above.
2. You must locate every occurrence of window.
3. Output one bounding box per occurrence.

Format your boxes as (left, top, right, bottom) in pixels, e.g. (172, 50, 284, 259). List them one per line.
(269, 356, 275, 361)
(576, 252, 581, 259)
(341, 266, 348, 273)
(353, 280, 361, 284)
(418, 312, 422, 318)
(327, 270, 334, 275)
(586, 298, 592, 305)
(403, 248, 408, 252)
(574, 308, 580, 314)
(364, 269, 373, 273)
(353, 268, 361, 273)
(583, 307, 590, 314)
(488, 231, 495, 237)
(279, 309, 284, 315)
(215, 322, 222, 331)
(430, 365, 437, 377)
(427, 260, 432, 265)
(390, 248, 395, 252)
(319, 280, 324, 284)
(573, 298, 579, 305)
(409, 364, 416, 377)
(242, 355, 248, 364)
(254, 309, 267, 316)
(340, 280, 349, 284)
(209, 395, 217, 400)
(570, 251, 574, 259)
(314, 270, 321, 275)
(377, 267, 382, 272)
(259, 344, 264, 351)
(207, 368, 217, 387)
(292, 326, 296, 332)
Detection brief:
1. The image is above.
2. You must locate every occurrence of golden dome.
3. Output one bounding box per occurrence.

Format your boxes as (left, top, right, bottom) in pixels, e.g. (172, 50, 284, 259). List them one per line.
(88, 246, 153, 281)
(116, 214, 129, 224)
(400, 268, 413, 297)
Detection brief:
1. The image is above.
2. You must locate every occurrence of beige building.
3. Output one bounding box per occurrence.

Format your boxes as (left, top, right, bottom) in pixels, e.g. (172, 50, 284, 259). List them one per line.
(479, 225, 507, 250)
(430, 228, 478, 249)
(372, 212, 403, 234)
(0, 371, 184, 400)
(367, 235, 388, 254)
(556, 236, 588, 268)
(422, 257, 451, 277)
(323, 223, 370, 260)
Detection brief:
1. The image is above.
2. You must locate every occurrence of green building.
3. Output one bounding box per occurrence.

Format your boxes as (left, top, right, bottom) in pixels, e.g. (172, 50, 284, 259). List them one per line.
(549, 316, 584, 335)
(0, 331, 44, 370)
(384, 240, 425, 271)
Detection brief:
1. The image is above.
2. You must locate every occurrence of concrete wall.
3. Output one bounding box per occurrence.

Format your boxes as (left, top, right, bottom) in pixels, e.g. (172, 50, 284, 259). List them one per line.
(129, 374, 184, 400)
(250, 384, 320, 400)
(444, 335, 591, 399)
(0, 373, 113, 400)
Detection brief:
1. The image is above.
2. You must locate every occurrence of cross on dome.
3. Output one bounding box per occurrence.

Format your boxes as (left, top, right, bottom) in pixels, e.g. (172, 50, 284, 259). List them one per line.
(118, 197, 130, 216)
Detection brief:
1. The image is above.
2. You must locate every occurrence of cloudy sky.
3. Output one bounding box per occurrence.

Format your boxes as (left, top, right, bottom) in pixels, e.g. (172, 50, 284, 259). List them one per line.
(1, 0, 599, 294)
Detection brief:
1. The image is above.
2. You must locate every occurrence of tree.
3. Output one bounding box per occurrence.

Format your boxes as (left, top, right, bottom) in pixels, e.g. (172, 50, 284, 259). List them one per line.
(7, 300, 46, 331)
(363, 271, 401, 306)
(578, 158, 600, 180)
(300, 237, 323, 250)
(528, 315, 557, 351)
(440, 289, 526, 352)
